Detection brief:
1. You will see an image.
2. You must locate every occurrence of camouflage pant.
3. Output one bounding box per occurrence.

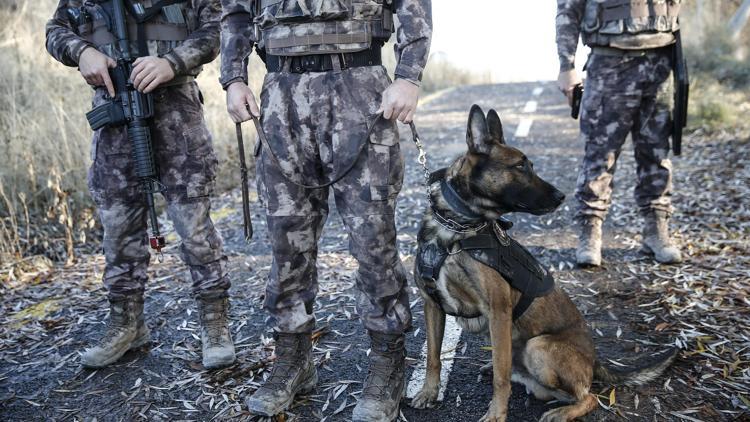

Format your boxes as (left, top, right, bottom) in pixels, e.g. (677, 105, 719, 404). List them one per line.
(257, 65, 411, 335)
(88, 82, 229, 301)
(575, 50, 674, 220)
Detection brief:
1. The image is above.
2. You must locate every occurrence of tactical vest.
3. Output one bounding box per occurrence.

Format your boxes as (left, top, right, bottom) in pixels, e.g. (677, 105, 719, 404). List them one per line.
(582, 0, 681, 49)
(416, 221, 556, 321)
(255, 0, 395, 56)
(72, 0, 195, 58)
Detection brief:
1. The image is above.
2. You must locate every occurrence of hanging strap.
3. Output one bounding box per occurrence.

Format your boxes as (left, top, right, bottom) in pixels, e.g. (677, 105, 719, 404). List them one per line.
(251, 114, 421, 190)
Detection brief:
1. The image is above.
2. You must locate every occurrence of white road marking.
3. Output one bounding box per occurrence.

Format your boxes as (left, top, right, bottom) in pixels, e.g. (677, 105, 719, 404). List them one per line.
(514, 118, 534, 138)
(406, 316, 463, 401)
(514, 86, 545, 139)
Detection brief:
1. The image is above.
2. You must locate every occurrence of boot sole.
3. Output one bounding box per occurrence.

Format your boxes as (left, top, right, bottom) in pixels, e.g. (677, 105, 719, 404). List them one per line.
(203, 352, 237, 369)
(81, 331, 151, 369)
(246, 368, 318, 417)
(641, 242, 683, 264)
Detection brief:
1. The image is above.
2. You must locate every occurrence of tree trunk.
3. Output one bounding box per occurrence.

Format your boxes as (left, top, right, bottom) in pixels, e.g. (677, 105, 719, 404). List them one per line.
(729, 0, 750, 41)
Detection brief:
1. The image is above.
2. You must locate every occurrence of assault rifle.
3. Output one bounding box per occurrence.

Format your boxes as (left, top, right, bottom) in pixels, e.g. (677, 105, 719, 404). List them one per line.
(672, 30, 689, 156)
(77, 0, 165, 252)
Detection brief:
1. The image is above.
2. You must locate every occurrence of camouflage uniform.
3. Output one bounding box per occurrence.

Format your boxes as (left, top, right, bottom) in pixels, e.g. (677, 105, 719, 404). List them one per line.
(220, 0, 432, 335)
(46, 0, 230, 301)
(556, 0, 677, 221)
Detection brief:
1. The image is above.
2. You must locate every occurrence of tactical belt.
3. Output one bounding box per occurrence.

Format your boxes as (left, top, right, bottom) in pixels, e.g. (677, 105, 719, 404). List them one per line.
(591, 45, 671, 57)
(265, 45, 382, 73)
(83, 20, 189, 46)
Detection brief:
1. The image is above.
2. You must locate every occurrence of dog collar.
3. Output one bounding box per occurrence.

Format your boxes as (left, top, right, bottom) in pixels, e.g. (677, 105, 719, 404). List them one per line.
(431, 208, 488, 233)
(440, 179, 485, 220)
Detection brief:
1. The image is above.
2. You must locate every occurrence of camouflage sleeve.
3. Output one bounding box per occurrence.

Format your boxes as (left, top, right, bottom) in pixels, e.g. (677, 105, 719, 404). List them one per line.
(219, 0, 256, 89)
(45, 0, 96, 67)
(392, 0, 432, 86)
(556, 0, 585, 72)
(163, 0, 222, 76)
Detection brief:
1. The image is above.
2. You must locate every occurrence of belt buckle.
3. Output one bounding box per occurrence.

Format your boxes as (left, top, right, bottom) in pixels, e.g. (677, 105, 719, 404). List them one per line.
(301, 55, 320, 72)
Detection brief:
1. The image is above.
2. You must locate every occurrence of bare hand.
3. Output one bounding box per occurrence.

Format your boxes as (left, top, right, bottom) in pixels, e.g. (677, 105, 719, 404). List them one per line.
(226, 82, 260, 123)
(130, 56, 175, 93)
(78, 47, 116, 96)
(558, 69, 582, 106)
(378, 79, 420, 123)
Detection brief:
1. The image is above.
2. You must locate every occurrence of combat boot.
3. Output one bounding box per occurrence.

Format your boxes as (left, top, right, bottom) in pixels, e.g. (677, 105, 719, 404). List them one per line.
(245, 332, 317, 416)
(198, 297, 236, 369)
(642, 210, 682, 264)
(576, 217, 603, 267)
(352, 332, 406, 422)
(81, 297, 150, 368)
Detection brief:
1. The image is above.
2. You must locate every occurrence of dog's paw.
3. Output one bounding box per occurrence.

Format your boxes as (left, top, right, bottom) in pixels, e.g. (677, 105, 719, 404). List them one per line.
(411, 387, 439, 409)
(539, 408, 569, 422)
(479, 401, 507, 422)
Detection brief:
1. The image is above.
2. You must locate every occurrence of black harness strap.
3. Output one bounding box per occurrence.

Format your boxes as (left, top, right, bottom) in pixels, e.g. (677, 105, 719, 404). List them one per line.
(459, 230, 554, 320)
(123, 0, 185, 56)
(417, 223, 554, 321)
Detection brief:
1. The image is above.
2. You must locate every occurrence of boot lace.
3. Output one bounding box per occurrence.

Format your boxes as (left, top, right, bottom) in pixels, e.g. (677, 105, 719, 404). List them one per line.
(260, 337, 306, 391)
(204, 320, 227, 347)
(93, 306, 132, 347)
(361, 357, 396, 399)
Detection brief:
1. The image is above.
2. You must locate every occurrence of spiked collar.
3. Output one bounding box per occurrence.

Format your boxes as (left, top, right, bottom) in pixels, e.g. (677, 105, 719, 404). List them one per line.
(426, 167, 484, 233)
(429, 168, 513, 234)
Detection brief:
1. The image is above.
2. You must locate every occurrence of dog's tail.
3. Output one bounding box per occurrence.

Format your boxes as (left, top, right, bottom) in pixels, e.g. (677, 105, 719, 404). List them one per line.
(594, 348, 678, 386)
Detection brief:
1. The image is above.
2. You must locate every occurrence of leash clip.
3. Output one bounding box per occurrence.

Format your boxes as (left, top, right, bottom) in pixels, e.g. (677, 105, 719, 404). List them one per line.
(493, 222, 511, 247)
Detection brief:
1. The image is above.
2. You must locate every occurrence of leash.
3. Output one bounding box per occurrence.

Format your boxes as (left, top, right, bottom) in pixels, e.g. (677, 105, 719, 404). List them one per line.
(235, 122, 254, 242)
(249, 113, 430, 191)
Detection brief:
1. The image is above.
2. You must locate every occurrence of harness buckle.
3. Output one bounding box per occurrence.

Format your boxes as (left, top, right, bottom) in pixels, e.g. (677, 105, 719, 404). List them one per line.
(493, 222, 511, 247)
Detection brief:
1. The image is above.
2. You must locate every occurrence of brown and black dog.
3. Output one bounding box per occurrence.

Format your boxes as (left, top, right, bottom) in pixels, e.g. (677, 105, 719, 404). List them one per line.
(410, 105, 676, 421)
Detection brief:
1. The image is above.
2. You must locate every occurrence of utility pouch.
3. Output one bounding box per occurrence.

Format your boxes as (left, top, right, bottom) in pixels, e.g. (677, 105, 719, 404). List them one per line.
(86, 100, 126, 131)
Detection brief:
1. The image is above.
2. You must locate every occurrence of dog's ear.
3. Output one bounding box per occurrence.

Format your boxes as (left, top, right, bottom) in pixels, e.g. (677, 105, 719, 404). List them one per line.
(466, 105, 492, 154)
(486, 109, 506, 145)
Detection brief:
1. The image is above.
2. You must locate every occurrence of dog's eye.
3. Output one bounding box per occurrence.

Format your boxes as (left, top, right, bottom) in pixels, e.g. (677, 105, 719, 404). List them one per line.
(515, 162, 525, 169)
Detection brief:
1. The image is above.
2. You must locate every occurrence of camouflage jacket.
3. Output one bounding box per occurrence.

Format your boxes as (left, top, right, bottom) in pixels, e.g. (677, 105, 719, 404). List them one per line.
(219, 0, 432, 88)
(556, 0, 585, 72)
(45, 0, 221, 77)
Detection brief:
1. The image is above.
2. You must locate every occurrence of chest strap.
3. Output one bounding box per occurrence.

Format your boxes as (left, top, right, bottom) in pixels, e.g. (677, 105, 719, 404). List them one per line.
(416, 223, 555, 320)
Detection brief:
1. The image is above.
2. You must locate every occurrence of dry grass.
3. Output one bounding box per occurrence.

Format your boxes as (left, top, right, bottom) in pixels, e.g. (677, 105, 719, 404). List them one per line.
(0, 0, 265, 263)
(681, 1, 750, 130)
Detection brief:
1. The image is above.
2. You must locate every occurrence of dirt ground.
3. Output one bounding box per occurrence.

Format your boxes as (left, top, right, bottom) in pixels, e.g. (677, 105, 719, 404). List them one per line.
(1, 81, 749, 421)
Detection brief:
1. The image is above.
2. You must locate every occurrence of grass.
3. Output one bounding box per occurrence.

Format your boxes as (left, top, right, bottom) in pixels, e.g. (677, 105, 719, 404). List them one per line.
(681, 4, 750, 131)
(0, 1, 265, 263)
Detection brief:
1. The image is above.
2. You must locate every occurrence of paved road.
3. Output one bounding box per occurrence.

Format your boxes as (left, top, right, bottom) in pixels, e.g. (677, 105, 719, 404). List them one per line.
(1, 81, 700, 421)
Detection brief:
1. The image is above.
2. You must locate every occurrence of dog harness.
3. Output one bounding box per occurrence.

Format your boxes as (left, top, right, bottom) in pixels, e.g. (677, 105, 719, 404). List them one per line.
(416, 171, 555, 321)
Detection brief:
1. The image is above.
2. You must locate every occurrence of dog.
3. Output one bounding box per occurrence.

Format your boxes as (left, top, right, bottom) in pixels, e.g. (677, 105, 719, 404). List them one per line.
(410, 105, 676, 422)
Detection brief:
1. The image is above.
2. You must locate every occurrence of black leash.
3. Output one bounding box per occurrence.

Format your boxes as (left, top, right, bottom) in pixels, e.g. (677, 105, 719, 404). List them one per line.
(249, 113, 424, 190)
